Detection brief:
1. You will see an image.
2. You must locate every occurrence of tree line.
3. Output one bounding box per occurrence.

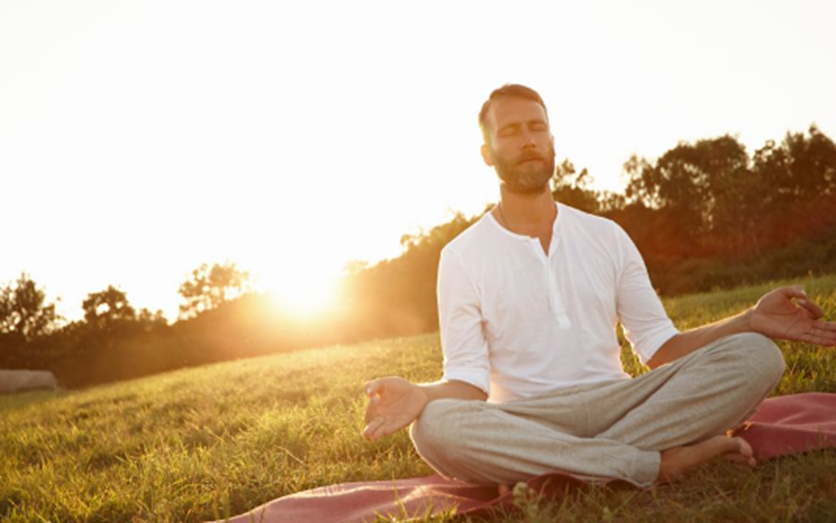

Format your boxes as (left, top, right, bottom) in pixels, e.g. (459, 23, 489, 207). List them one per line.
(2, 125, 834, 387)
(0, 263, 251, 386)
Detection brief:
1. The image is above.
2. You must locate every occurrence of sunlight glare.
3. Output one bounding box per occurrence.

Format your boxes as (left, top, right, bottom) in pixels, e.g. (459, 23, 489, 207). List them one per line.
(264, 272, 341, 318)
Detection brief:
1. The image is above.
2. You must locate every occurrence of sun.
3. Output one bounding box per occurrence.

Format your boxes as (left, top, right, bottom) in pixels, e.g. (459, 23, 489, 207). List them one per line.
(263, 271, 341, 319)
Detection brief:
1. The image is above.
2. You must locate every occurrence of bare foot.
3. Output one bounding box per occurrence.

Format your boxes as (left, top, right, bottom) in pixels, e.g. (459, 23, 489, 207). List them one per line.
(659, 435, 756, 482)
(497, 483, 511, 497)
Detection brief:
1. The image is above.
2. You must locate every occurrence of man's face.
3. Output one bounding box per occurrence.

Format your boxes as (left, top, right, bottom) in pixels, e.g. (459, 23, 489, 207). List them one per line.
(482, 97, 555, 195)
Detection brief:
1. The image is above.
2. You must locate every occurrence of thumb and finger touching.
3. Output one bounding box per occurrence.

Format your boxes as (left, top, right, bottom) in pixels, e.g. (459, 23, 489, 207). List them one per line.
(773, 285, 836, 345)
(772, 285, 826, 321)
(797, 296, 825, 320)
(362, 378, 403, 438)
(365, 379, 382, 397)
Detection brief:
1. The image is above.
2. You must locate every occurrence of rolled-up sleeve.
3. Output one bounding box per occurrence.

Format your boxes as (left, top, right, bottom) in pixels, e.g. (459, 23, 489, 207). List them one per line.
(614, 225, 679, 364)
(437, 247, 491, 395)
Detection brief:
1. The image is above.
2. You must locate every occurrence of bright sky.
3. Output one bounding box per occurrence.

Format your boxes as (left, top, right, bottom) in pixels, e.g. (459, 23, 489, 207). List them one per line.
(1, 0, 834, 322)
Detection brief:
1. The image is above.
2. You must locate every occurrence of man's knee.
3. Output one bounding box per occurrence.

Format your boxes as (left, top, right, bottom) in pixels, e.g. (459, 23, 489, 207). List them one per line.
(717, 332, 785, 387)
(409, 399, 465, 470)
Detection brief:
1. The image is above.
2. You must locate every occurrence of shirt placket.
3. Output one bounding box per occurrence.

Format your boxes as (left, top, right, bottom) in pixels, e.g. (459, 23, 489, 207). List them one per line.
(533, 238, 572, 330)
(547, 264, 572, 329)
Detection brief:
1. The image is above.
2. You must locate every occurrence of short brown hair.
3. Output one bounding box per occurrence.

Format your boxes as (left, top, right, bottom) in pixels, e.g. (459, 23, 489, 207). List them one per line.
(478, 84, 549, 146)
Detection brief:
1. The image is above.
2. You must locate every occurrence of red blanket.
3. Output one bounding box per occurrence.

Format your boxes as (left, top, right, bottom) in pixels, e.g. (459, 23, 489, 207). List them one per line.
(210, 393, 836, 523)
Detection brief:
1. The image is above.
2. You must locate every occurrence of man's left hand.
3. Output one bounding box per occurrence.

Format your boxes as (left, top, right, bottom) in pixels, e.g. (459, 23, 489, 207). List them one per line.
(750, 285, 836, 346)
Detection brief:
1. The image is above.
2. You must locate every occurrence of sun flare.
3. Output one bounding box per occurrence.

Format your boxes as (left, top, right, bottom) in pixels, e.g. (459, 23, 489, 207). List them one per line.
(264, 272, 341, 318)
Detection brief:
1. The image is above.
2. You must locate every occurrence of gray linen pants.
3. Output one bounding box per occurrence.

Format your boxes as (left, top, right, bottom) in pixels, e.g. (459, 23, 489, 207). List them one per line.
(410, 333, 785, 488)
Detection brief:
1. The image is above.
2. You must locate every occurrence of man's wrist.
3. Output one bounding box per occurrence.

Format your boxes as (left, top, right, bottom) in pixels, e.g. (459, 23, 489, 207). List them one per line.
(414, 383, 431, 407)
(740, 308, 757, 334)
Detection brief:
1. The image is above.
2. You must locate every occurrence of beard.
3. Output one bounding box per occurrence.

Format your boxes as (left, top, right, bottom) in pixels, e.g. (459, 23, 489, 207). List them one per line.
(490, 145, 556, 195)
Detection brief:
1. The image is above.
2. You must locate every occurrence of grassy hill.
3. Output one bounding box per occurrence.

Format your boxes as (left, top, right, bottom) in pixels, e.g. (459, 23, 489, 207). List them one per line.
(2, 275, 836, 522)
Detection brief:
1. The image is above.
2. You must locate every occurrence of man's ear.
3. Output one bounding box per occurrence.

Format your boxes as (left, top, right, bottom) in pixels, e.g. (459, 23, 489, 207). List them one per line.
(481, 143, 494, 167)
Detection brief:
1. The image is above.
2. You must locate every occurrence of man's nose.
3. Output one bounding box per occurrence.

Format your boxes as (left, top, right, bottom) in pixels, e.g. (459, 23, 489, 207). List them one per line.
(520, 128, 537, 147)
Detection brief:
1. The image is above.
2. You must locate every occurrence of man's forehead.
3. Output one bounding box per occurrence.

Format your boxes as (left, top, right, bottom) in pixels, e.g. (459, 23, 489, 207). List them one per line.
(487, 97, 549, 129)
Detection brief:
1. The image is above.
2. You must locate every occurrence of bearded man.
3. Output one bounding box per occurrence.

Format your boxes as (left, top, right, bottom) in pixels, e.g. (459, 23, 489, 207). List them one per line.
(362, 84, 836, 489)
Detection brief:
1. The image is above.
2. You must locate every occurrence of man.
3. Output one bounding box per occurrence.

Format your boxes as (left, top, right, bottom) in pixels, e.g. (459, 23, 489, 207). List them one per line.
(362, 84, 836, 489)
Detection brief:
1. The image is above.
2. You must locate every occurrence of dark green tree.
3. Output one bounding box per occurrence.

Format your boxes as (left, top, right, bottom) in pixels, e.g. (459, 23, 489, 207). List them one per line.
(624, 135, 752, 248)
(753, 124, 836, 205)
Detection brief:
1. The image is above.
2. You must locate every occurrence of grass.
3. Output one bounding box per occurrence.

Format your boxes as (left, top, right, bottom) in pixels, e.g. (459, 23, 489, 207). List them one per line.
(2, 274, 836, 522)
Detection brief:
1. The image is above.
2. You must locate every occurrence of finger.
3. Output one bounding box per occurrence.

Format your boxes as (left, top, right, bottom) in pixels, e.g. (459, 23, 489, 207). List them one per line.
(371, 421, 390, 441)
(367, 417, 394, 441)
(797, 298, 825, 320)
(364, 396, 379, 424)
(363, 416, 385, 439)
(808, 321, 836, 342)
(811, 332, 836, 347)
(362, 417, 377, 438)
(813, 319, 836, 332)
(782, 285, 807, 300)
(799, 328, 836, 347)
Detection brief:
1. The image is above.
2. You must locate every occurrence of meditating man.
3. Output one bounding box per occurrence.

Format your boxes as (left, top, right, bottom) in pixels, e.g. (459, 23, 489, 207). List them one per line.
(362, 84, 836, 489)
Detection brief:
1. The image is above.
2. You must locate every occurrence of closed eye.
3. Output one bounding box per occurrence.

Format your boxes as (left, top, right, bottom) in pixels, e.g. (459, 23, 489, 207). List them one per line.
(498, 124, 520, 137)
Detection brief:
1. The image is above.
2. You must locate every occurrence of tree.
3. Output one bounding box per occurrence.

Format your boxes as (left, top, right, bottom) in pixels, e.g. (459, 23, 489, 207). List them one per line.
(137, 308, 167, 326)
(753, 124, 836, 205)
(624, 135, 752, 247)
(750, 125, 836, 247)
(178, 262, 250, 319)
(82, 285, 136, 329)
(0, 273, 60, 340)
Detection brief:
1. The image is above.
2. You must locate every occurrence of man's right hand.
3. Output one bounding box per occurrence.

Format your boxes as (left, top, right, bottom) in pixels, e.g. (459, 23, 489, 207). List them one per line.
(362, 376, 429, 440)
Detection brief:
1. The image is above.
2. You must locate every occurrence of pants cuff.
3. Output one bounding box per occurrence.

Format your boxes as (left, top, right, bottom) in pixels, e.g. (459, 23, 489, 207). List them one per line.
(630, 449, 661, 487)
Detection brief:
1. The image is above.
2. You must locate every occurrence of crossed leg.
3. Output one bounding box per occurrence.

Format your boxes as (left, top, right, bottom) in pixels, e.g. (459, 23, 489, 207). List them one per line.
(410, 333, 785, 487)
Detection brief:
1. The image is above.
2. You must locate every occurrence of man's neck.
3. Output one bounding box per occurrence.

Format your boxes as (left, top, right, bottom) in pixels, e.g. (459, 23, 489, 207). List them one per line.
(494, 186, 557, 236)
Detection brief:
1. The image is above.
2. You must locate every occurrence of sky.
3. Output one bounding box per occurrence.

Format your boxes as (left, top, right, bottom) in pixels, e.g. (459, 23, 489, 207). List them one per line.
(1, 0, 835, 322)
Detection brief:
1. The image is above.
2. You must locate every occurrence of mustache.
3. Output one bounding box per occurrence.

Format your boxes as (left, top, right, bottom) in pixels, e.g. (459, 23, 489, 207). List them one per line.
(517, 152, 546, 163)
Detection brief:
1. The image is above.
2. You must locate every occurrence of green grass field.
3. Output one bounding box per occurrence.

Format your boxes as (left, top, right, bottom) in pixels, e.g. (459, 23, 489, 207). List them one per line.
(2, 275, 836, 522)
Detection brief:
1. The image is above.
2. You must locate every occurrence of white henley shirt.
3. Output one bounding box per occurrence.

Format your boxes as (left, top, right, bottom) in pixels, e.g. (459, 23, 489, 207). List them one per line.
(437, 202, 679, 403)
